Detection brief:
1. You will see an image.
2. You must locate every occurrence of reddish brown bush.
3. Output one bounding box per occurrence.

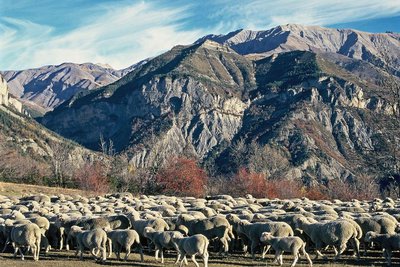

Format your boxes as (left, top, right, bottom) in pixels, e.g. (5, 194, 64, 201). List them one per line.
(229, 168, 268, 198)
(73, 161, 110, 194)
(229, 168, 328, 199)
(155, 157, 207, 198)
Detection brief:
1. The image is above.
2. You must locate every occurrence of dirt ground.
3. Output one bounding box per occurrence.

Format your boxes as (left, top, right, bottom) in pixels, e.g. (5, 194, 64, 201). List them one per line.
(0, 249, 394, 267)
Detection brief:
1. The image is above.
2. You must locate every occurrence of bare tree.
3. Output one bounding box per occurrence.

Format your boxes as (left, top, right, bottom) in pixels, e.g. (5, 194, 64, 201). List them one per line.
(378, 49, 400, 196)
(49, 142, 71, 187)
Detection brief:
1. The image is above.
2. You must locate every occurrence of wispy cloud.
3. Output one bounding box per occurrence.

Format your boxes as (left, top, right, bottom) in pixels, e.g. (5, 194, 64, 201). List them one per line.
(208, 0, 400, 30)
(1, 0, 399, 70)
(0, 1, 206, 70)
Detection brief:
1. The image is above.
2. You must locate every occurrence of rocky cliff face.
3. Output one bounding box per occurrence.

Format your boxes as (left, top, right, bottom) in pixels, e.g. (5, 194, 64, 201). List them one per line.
(1, 60, 147, 116)
(41, 33, 400, 183)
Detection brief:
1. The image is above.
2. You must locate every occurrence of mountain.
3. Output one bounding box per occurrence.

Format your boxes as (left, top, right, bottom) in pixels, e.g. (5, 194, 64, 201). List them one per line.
(0, 73, 99, 185)
(40, 32, 400, 184)
(197, 24, 400, 74)
(1, 60, 148, 116)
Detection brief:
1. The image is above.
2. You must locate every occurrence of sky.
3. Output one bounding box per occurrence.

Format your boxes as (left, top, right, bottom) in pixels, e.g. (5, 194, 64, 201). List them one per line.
(1, 0, 400, 71)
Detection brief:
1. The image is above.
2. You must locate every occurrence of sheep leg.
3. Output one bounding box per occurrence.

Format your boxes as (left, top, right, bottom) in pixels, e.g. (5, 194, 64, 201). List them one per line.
(273, 250, 280, 263)
(175, 252, 181, 264)
(13, 245, 19, 259)
(262, 244, 271, 259)
(220, 237, 229, 256)
(179, 253, 187, 267)
(385, 249, 392, 266)
(301, 244, 313, 267)
(90, 248, 98, 260)
(160, 249, 164, 264)
(279, 253, 284, 266)
(250, 241, 258, 259)
(350, 238, 360, 259)
(107, 238, 113, 258)
(155, 247, 159, 260)
(124, 244, 131, 261)
(32, 244, 38, 261)
(138, 243, 144, 262)
(291, 253, 299, 267)
(59, 235, 64, 250)
(99, 247, 106, 262)
(191, 255, 200, 267)
(42, 235, 50, 254)
(314, 242, 327, 260)
(78, 242, 84, 260)
(114, 243, 121, 260)
(2, 237, 10, 253)
(203, 251, 209, 267)
(334, 243, 347, 261)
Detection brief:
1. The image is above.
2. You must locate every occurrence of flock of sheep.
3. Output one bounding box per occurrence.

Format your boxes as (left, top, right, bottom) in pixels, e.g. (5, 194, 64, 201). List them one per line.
(0, 192, 400, 266)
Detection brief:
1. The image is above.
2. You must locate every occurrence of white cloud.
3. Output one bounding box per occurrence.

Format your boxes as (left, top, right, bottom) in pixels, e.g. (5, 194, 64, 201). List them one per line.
(1, 0, 399, 70)
(212, 0, 400, 30)
(0, 2, 206, 70)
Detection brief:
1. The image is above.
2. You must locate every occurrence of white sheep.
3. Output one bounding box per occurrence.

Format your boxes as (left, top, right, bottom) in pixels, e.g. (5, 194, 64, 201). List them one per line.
(74, 227, 110, 262)
(296, 217, 361, 260)
(107, 229, 144, 261)
(11, 223, 42, 261)
(143, 226, 186, 264)
(260, 232, 312, 267)
(172, 234, 209, 267)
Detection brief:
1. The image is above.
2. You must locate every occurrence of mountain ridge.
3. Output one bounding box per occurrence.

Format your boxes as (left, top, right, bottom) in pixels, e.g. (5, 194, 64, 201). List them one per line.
(1, 60, 148, 115)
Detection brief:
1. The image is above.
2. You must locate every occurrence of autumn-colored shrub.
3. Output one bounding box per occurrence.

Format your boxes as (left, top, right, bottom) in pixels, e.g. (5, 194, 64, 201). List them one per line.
(155, 157, 207, 198)
(73, 161, 110, 194)
(265, 179, 305, 199)
(228, 168, 329, 199)
(229, 168, 268, 198)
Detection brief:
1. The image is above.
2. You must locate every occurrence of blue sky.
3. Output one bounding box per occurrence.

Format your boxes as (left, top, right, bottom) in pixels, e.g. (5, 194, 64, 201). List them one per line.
(1, 0, 400, 71)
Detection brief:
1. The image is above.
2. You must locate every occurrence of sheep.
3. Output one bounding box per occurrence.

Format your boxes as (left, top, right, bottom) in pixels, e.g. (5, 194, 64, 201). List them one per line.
(107, 229, 143, 261)
(74, 227, 110, 262)
(28, 216, 51, 253)
(46, 222, 65, 250)
(172, 234, 209, 267)
(260, 232, 312, 267)
(236, 220, 294, 259)
(365, 231, 400, 266)
(296, 217, 360, 260)
(78, 214, 131, 230)
(176, 214, 233, 255)
(10, 223, 42, 261)
(143, 226, 186, 263)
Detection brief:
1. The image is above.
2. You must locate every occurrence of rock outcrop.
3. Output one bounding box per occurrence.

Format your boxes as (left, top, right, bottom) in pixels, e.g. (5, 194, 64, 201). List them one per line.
(0, 74, 24, 114)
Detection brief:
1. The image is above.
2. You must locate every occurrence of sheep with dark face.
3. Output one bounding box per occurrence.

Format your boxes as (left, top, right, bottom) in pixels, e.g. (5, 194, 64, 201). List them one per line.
(260, 232, 312, 267)
(107, 229, 143, 261)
